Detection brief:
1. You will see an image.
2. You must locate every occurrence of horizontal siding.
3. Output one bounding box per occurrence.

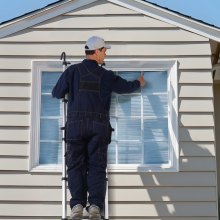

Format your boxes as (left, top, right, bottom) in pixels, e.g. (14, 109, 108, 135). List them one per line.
(180, 142, 215, 157)
(179, 99, 214, 112)
(0, 187, 216, 202)
(0, 114, 30, 126)
(110, 172, 217, 187)
(180, 157, 216, 171)
(0, 216, 218, 220)
(179, 84, 213, 98)
(0, 172, 216, 187)
(0, 57, 212, 70)
(0, 173, 61, 186)
(32, 15, 177, 29)
(79, 218, 216, 220)
(0, 43, 211, 56)
(0, 158, 28, 171)
(66, 2, 140, 15)
(0, 218, 216, 220)
(0, 202, 216, 217)
(179, 113, 214, 126)
(110, 203, 217, 217)
(179, 128, 214, 142)
(0, 85, 30, 98)
(0, 143, 29, 156)
(0, 100, 30, 112)
(109, 187, 217, 202)
(0, 29, 208, 42)
(179, 71, 212, 83)
(0, 128, 29, 141)
(0, 71, 31, 83)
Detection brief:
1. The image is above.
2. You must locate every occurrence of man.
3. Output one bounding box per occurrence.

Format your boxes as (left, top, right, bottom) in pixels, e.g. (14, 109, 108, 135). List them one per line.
(52, 36, 145, 220)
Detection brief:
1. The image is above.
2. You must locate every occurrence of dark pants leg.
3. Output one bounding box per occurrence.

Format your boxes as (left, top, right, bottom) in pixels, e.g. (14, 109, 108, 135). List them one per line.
(66, 118, 109, 210)
(66, 140, 87, 208)
(87, 122, 108, 210)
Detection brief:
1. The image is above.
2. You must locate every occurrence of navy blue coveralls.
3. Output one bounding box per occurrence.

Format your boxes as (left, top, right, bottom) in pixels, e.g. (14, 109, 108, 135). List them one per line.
(52, 59, 140, 210)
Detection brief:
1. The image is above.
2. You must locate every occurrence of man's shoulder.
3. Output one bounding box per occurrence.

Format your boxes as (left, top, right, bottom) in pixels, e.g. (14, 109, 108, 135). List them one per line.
(99, 66, 114, 76)
(66, 63, 80, 72)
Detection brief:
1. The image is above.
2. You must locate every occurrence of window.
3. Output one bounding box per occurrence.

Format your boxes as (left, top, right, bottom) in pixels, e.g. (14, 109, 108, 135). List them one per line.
(30, 59, 178, 172)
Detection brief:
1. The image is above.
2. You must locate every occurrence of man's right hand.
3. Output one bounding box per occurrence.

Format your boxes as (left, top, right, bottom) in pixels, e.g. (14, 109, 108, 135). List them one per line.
(138, 75, 146, 87)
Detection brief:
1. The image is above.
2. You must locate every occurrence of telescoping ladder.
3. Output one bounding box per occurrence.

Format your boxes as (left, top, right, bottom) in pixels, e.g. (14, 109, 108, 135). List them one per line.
(60, 52, 109, 220)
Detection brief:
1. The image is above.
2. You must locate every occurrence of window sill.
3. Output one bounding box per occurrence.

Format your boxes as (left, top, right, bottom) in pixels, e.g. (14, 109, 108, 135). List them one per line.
(29, 163, 178, 173)
(30, 165, 62, 173)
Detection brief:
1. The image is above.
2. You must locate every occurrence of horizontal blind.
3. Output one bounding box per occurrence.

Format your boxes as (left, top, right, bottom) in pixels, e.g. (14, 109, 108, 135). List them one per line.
(39, 72, 62, 165)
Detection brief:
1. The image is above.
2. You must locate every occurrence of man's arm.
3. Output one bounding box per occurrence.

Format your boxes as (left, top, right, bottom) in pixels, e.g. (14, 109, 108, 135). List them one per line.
(52, 67, 70, 99)
(112, 73, 145, 94)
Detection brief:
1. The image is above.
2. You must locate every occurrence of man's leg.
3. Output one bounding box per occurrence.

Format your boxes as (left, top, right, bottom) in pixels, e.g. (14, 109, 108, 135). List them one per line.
(87, 136, 108, 211)
(66, 140, 87, 209)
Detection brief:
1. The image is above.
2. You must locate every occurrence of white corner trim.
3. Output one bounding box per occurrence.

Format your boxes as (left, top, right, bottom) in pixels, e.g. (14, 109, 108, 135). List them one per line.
(0, 0, 98, 39)
(108, 0, 220, 42)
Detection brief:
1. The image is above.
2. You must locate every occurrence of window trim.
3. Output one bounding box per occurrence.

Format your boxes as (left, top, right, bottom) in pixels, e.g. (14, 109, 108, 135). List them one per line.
(30, 59, 179, 173)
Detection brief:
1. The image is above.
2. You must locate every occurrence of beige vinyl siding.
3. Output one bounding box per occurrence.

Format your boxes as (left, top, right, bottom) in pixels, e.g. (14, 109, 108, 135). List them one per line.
(0, 114, 30, 126)
(0, 218, 217, 220)
(0, 29, 208, 42)
(0, 100, 30, 112)
(0, 43, 211, 56)
(0, 143, 29, 156)
(180, 142, 215, 157)
(0, 202, 216, 217)
(0, 172, 216, 187)
(180, 113, 214, 126)
(0, 0, 217, 219)
(0, 187, 216, 202)
(0, 57, 212, 69)
(0, 71, 31, 83)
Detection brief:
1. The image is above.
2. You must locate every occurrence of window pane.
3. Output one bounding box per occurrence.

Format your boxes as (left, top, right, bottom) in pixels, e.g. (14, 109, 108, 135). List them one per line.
(108, 141, 116, 164)
(40, 118, 62, 141)
(118, 95, 141, 117)
(118, 118, 141, 140)
(110, 94, 117, 117)
(118, 142, 142, 164)
(143, 94, 168, 117)
(110, 118, 116, 141)
(39, 142, 62, 164)
(143, 118, 168, 141)
(41, 95, 63, 116)
(144, 141, 168, 164)
(142, 71, 167, 93)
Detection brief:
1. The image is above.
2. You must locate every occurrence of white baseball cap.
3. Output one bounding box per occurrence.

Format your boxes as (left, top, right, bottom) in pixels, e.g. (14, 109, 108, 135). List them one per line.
(85, 36, 111, 51)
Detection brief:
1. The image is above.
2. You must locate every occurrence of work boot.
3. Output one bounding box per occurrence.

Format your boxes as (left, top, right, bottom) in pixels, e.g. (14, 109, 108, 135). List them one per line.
(88, 205, 101, 220)
(70, 204, 83, 220)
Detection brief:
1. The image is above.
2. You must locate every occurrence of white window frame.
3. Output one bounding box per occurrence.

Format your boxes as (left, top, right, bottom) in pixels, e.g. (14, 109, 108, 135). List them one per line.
(30, 59, 179, 173)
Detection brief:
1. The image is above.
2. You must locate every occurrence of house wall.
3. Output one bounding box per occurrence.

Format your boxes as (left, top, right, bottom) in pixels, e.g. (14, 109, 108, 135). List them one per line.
(0, 0, 217, 219)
